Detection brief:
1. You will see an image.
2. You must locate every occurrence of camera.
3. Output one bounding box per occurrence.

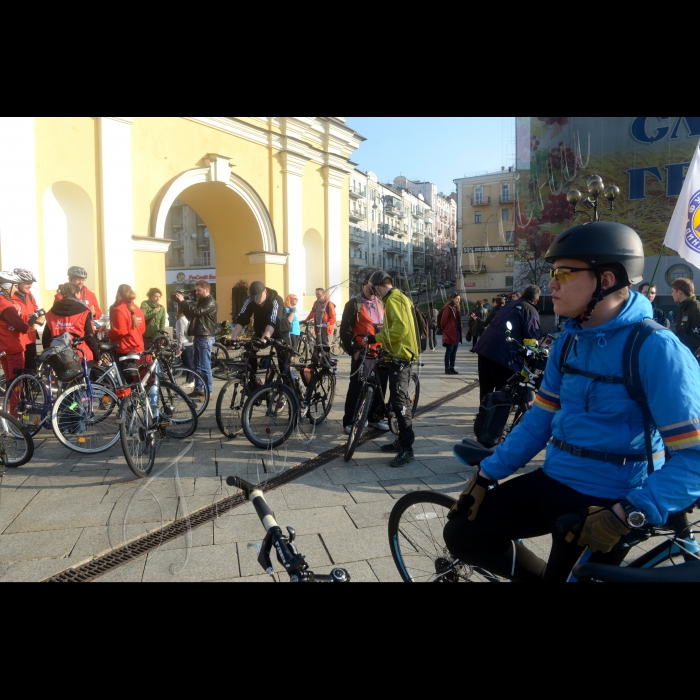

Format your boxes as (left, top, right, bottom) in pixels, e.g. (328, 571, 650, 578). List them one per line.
(36, 309, 46, 318)
(172, 290, 194, 304)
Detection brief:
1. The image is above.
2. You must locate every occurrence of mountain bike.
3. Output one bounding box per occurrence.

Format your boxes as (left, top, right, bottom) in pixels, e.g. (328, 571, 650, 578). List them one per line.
(227, 476, 350, 583)
(3, 339, 121, 454)
(215, 340, 276, 440)
(388, 438, 700, 583)
(240, 338, 337, 449)
(344, 342, 420, 462)
(116, 346, 199, 478)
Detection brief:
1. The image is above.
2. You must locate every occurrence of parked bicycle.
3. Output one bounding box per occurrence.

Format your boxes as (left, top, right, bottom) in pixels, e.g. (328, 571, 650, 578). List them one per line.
(345, 340, 420, 462)
(241, 337, 337, 449)
(388, 438, 700, 583)
(3, 337, 121, 455)
(0, 408, 34, 469)
(297, 322, 343, 364)
(227, 476, 350, 583)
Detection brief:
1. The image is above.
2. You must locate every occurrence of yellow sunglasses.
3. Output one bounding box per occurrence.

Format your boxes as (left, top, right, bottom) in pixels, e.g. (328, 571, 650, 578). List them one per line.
(549, 266, 592, 283)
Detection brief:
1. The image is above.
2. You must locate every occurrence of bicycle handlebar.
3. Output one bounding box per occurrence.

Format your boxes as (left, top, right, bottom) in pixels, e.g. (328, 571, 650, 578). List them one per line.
(226, 476, 350, 583)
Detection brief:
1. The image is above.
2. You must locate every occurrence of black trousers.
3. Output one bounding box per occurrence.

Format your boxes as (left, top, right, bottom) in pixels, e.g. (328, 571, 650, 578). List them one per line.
(385, 362, 415, 450)
(342, 355, 388, 428)
(443, 469, 628, 582)
(477, 354, 515, 403)
(429, 327, 437, 350)
(24, 342, 38, 372)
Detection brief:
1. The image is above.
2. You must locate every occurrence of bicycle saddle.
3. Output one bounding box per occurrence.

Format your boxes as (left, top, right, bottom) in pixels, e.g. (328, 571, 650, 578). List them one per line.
(118, 354, 141, 363)
(453, 438, 495, 467)
(574, 561, 700, 583)
(99, 343, 120, 352)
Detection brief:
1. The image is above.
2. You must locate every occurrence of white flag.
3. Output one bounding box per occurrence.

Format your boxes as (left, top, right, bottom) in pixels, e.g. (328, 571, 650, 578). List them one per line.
(664, 139, 700, 268)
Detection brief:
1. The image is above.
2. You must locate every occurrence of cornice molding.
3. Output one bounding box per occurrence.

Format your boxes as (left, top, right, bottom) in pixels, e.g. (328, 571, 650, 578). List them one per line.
(132, 235, 173, 253)
(324, 166, 347, 190)
(247, 251, 289, 266)
(280, 150, 309, 177)
(104, 117, 135, 126)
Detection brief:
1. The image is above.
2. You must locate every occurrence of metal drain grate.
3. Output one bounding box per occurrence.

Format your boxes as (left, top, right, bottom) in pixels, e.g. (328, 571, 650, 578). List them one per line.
(45, 378, 479, 582)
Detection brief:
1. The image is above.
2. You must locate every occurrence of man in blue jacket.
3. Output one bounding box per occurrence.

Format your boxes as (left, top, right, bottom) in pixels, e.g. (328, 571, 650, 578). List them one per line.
(474, 285, 541, 402)
(444, 221, 700, 582)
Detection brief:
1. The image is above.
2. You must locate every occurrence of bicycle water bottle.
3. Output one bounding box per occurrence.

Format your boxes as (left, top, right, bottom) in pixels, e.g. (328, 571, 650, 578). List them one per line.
(148, 378, 160, 420)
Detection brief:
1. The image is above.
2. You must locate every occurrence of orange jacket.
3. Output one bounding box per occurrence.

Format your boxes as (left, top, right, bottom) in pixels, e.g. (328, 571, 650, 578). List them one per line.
(109, 302, 145, 355)
(13, 290, 40, 345)
(55, 285, 102, 320)
(0, 296, 29, 355)
(305, 298, 337, 336)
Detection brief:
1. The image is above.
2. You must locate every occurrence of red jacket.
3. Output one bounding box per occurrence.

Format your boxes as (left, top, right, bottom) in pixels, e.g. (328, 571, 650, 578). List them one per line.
(0, 296, 30, 355)
(13, 290, 40, 345)
(109, 302, 145, 355)
(441, 304, 463, 346)
(305, 298, 337, 336)
(55, 285, 102, 320)
(45, 302, 95, 363)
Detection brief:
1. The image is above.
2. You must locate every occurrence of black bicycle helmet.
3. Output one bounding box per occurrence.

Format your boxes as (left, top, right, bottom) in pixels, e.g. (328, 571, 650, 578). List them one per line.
(368, 270, 392, 288)
(545, 221, 645, 322)
(67, 266, 88, 280)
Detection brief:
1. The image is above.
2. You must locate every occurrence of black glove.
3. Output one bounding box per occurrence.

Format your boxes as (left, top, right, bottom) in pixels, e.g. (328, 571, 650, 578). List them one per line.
(447, 472, 495, 522)
(557, 507, 630, 554)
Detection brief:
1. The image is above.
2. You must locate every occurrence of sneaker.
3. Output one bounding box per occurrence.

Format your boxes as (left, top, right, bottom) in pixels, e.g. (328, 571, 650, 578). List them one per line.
(381, 439, 402, 453)
(344, 425, 352, 435)
(183, 382, 195, 389)
(390, 449, 415, 468)
(369, 420, 390, 432)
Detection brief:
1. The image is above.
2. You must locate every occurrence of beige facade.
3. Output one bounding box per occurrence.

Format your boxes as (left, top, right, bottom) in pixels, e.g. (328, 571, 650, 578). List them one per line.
(455, 168, 516, 296)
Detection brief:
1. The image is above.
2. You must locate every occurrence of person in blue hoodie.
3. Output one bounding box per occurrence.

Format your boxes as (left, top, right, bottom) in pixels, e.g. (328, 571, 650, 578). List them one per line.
(444, 221, 700, 582)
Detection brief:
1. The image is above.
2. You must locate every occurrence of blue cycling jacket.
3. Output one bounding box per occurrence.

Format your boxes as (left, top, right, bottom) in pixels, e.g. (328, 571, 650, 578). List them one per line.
(480, 292, 700, 526)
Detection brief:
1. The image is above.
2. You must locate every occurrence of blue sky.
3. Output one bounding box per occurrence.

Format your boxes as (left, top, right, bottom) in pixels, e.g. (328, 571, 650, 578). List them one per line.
(345, 117, 516, 195)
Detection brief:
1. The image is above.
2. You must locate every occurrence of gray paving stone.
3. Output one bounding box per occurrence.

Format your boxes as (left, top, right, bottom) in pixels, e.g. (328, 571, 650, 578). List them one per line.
(237, 534, 331, 578)
(0, 472, 31, 491)
(214, 514, 272, 545)
(344, 482, 393, 505)
(378, 477, 431, 500)
(143, 543, 240, 582)
(321, 526, 391, 565)
(94, 558, 146, 583)
(0, 527, 82, 564)
(271, 506, 356, 537)
(345, 502, 394, 529)
(369, 461, 434, 483)
(6, 494, 114, 534)
(419, 473, 469, 494)
(324, 465, 377, 486)
(149, 522, 215, 553)
(1, 558, 71, 583)
(418, 457, 466, 475)
(282, 481, 354, 510)
(368, 557, 404, 583)
(0, 489, 40, 534)
(18, 473, 110, 490)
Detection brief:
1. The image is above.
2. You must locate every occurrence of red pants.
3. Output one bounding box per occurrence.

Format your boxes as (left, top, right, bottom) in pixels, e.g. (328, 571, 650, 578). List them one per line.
(2, 352, 26, 415)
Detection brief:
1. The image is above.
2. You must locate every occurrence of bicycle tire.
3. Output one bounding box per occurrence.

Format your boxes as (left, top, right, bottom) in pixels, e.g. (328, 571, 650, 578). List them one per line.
(211, 343, 230, 364)
(167, 367, 210, 417)
(158, 381, 198, 439)
(500, 402, 526, 443)
(120, 397, 156, 479)
(3, 373, 50, 438)
(307, 370, 336, 426)
(297, 335, 310, 364)
(0, 410, 34, 468)
(216, 378, 247, 439)
(0, 365, 6, 399)
(390, 373, 421, 436)
(90, 365, 118, 393)
(345, 385, 374, 462)
(241, 383, 297, 449)
(51, 384, 121, 454)
(389, 491, 487, 583)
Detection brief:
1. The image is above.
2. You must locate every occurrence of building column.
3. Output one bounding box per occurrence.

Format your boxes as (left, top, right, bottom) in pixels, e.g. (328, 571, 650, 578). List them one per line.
(281, 151, 307, 304)
(99, 117, 135, 301)
(324, 166, 347, 308)
(0, 117, 40, 301)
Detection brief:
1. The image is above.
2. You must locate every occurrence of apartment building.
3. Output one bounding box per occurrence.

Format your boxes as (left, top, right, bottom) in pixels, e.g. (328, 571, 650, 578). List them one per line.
(454, 168, 517, 295)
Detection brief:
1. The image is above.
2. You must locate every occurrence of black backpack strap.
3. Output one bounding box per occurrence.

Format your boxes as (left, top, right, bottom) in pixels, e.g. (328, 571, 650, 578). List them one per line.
(558, 334, 576, 374)
(623, 320, 667, 476)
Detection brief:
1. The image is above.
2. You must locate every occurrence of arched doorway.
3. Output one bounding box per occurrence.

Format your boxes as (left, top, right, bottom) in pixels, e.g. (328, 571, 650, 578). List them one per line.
(42, 182, 96, 292)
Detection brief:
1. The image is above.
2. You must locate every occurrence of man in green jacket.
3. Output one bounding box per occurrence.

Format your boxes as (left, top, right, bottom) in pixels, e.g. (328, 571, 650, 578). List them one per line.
(141, 288, 167, 342)
(365, 270, 420, 468)
(671, 278, 700, 363)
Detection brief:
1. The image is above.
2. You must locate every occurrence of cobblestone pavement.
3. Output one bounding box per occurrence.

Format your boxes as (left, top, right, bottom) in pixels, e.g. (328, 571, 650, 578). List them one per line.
(0, 346, 549, 583)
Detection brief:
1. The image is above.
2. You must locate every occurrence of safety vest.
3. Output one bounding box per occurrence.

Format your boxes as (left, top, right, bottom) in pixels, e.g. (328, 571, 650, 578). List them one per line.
(0, 296, 26, 354)
(45, 308, 93, 362)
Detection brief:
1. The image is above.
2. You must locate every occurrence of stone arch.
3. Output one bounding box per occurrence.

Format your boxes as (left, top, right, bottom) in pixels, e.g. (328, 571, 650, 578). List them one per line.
(42, 182, 96, 292)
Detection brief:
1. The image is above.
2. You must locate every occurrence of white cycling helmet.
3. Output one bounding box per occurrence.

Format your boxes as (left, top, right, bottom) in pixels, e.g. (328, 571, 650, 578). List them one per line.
(13, 268, 37, 283)
(0, 271, 21, 285)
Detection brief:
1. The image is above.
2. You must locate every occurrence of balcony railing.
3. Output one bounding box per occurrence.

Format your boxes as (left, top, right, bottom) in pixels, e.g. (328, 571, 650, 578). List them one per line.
(499, 195, 514, 204)
(349, 184, 367, 199)
(350, 208, 366, 221)
(350, 229, 366, 242)
(471, 196, 491, 206)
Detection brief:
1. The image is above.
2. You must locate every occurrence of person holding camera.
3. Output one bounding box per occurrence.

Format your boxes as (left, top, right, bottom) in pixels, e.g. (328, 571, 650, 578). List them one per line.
(43, 282, 101, 366)
(176, 281, 218, 400)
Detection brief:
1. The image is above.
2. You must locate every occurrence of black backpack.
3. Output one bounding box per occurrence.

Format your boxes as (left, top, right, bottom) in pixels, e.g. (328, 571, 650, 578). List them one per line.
(474, 391, 513, 448)
(559, 319, 668, 474)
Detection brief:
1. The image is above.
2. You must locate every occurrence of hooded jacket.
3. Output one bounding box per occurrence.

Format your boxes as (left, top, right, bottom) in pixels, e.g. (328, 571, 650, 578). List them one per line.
(480, 292, 700, 526)
(676, 294, 700, 358)
(43, 298, 98, 362)
(235, 288, 291, 340)
(375, 288, 420, 363)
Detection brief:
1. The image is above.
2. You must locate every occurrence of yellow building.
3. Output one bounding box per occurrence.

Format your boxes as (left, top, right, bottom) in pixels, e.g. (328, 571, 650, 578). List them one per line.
(0, 117, 364, 321)
(454, 168, 516, 296)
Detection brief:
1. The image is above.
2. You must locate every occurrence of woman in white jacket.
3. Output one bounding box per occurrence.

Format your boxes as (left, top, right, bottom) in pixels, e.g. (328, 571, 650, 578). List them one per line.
(175, 310, 194, 378)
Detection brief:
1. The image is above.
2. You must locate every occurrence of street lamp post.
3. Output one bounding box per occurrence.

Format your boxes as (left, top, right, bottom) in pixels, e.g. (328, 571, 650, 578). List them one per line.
(567, 175, 620, 222)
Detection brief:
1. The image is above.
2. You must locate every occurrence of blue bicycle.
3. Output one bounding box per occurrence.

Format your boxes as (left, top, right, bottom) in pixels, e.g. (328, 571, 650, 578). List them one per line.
(388, 439, 700, 583)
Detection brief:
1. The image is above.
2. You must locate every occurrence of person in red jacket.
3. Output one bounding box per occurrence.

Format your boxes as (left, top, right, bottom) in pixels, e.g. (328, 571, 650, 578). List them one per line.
(13, 268, 44, 370)
(42, 283, 100, 365)
(54, 266, 102, 321)
(441, 293, 464, 375)
(305, 288, 337, 346)
(0, 271, 34, 415)
(109, 285, 146, 357)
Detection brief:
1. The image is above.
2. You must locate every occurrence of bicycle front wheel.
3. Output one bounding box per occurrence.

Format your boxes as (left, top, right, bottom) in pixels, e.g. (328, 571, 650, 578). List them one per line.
(307, 370, 336, 426)
(120, 397, 156, 479)
(158, 382, 198, 439)
(0, 410, 34, 468)
(242, 383, 297, 449)
(389, 491, 479, 583)
(216, 379, 247, 439)
(52, 384, 121, 454)
(211, 343, 229, 365)
(168, 368, 210, 417)
(3, 373, 49, 438)
(345, 385, 374, 462)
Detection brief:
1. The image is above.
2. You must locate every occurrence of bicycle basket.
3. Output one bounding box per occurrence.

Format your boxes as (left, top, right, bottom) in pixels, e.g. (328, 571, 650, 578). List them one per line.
(40, 333, 82, 383)
(474, 391, 513, 448)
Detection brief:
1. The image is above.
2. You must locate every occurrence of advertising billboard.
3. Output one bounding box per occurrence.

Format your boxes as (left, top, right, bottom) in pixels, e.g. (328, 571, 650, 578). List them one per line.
(515, 117, 700, 292)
